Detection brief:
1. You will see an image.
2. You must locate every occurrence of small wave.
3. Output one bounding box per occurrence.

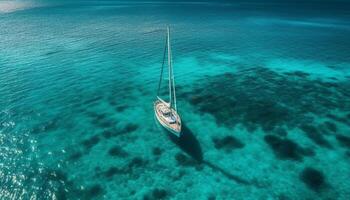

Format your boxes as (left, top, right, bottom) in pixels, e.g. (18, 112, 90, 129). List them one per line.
(250, 17, 350, 30)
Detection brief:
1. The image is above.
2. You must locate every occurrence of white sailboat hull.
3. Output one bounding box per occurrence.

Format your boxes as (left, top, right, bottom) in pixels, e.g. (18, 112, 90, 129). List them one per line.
(154, 100, 182, 137)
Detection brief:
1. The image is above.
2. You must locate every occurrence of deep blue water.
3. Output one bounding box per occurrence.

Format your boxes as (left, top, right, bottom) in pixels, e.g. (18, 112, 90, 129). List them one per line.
(1, 1, 350, 199)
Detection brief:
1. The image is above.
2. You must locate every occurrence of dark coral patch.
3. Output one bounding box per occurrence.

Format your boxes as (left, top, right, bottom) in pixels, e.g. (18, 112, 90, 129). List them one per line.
(300, 124, 332, 148)
(87, 111, 117, 128)
(299, 167, 326, 191)
(123, 123, 138, 133)
(102, 130, 114, 138)
(207, 195, 216, 200)
(69, 151, 83, 161)
(299, 147, 316, 157)
(275, 127, 288, 137)
(104, 167, 123, 178)
(143, 188, 169, 200)
(277, 194, 290, 200)
(190, 95, 208, 105)
(264, 135, 300, 160)
(335, 134, 350, 148)
(346, 151, 350, 158)
(42, 118, 60, 132)
(181, 67, 350, 134)
(121, 157, 149, 177)
(264, 135, 314, 161)
(212, 136, 244, 152)
(243, 101, 290, 131)
(108, 146, 128, 157)
(85, 184, 104, 197)
(152, 188, 168, 199)
(116, 105, 128, 112)
(101, 157, 148, 179)
(152, 147, 163, 156)
(300, 124, 318, 134)
(327, 65, 339, 70)
(284, 71, 310, 78)
(81, 135, 100, 149)
(128, 157, 148, 169)
(323, 121, 337, 133)
(98, 119, 115, 128)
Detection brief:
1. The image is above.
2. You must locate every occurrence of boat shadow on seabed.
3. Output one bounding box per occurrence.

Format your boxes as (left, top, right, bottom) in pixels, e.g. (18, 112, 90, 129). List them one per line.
(162, 123, 251, 186)
(167, 124, 203, 162)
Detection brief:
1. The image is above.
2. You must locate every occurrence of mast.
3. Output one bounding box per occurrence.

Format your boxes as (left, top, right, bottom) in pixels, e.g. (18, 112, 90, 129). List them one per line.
(170, 33, 177, 111)
(167, 26, 172, 108)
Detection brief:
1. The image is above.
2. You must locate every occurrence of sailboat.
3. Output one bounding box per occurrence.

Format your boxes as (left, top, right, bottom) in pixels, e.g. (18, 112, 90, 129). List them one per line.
(154, 27, 182, 137)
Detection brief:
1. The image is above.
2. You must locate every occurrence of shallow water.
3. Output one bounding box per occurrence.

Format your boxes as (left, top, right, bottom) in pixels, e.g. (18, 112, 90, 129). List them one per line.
(1, 1, 350, 199)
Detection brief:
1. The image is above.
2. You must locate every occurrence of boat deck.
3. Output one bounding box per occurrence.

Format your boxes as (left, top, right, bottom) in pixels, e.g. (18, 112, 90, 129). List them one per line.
(154, 100, 181, 134)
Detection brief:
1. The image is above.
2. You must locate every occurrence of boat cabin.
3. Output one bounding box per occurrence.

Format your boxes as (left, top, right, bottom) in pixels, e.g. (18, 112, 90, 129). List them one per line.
(159, 105, 176, 124)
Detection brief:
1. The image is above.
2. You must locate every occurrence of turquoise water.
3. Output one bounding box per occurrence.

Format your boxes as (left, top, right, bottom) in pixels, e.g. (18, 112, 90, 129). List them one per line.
(1, 1, 350, 199)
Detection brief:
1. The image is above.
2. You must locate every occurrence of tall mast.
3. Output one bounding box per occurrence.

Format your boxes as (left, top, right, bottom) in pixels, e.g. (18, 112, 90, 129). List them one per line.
(167, 26, 172, 108)
(170, 33, 177, 111)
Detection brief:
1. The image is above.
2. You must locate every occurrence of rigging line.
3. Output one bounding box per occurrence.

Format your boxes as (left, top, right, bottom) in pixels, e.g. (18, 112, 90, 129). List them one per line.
(157, 34, 168, 96)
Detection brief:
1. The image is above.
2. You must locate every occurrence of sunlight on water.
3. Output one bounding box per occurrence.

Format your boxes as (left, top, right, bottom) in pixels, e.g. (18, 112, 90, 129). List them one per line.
(0, 0, 42, 13)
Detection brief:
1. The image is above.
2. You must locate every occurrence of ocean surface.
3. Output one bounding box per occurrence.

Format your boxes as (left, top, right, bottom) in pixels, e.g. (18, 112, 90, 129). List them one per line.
(1, 1, 350, 199)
